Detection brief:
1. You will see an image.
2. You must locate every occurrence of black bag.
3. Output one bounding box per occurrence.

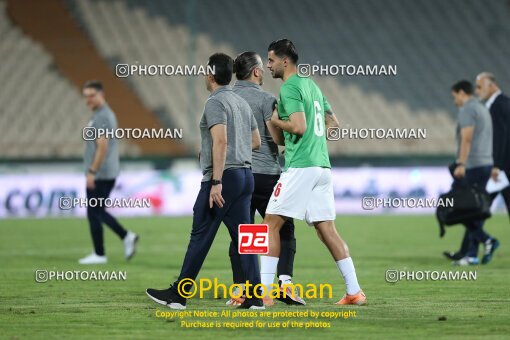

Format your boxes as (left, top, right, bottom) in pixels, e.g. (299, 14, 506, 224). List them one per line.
(435, 181, 492, 237)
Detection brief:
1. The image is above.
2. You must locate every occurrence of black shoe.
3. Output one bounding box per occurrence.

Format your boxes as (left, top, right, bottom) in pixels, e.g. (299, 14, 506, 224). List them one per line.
(443, 251, 463, 261)
(275, 280, 306, 305)
(482, 239, 500, 264)
(146, 286, 186, 309)
(238, 297, 265, 310)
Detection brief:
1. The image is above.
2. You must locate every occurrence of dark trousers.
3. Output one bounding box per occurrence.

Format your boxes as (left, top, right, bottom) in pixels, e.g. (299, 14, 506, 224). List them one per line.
(172, 168, 261, 293)
(228, 174, 296, 284)
(86, 179, 127, 256)
(489, 180, 510, 221)
(455, 166, 492, 257)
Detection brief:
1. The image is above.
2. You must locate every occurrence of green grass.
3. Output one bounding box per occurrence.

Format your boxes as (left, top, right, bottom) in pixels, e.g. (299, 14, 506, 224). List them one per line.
(1, 215, 509, 339)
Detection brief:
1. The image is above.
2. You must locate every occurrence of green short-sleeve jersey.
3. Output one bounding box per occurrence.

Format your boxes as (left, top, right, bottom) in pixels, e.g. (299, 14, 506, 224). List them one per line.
(277, 74, 331, 170)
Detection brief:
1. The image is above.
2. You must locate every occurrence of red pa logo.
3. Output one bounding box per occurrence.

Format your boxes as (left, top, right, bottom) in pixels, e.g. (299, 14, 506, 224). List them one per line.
(238, 224, 269, 254)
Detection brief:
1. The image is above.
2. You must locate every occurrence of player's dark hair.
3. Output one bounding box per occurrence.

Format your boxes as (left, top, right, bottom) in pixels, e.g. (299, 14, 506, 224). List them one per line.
(233, 51, 261, 80)
(268, 39, 298, 64)
(451, 80, 474, 95)
(83, 80, 104, 92)
(208, 53, 233, 85)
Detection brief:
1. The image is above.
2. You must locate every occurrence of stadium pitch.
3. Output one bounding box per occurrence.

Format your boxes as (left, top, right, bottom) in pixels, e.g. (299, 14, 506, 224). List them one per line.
(1, 215, 509, 339)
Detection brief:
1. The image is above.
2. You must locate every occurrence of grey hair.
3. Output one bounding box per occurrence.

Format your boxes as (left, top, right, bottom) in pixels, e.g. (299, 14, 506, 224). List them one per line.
(476, 72, 497, 85)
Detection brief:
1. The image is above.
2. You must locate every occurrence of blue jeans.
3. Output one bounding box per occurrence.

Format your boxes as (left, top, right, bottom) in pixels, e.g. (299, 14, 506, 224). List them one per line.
(455, 165, 492, 257)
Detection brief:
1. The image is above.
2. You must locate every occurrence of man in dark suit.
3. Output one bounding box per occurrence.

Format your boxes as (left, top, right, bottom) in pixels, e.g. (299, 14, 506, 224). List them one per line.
(476, 72, 510, 211)
(444, 73, 507, 263)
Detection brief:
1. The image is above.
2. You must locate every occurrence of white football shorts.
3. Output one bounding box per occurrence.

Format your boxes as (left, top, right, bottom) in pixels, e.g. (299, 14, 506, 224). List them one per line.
(266, 167, 336, 225)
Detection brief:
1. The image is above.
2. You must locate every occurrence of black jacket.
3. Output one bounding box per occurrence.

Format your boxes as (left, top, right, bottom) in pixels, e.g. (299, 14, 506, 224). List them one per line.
(489, 93, 510, 171)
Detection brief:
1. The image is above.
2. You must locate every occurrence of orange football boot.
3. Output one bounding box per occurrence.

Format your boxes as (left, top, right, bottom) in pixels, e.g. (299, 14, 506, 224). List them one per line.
(336, 290, 366, 305)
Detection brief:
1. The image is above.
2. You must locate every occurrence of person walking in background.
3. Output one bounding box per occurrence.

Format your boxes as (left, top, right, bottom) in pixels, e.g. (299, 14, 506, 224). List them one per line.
(476, 72, 510, 217)
(445, 74, 508, 263)
(79, 80, 138, 264)
(447, 80, 499, 266)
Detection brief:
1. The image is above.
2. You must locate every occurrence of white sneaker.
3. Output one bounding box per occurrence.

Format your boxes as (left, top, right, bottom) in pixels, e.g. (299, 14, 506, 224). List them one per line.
(78, 253, 107, 265)
(123, 231, 139, 260)
(452, 256, 479, 266)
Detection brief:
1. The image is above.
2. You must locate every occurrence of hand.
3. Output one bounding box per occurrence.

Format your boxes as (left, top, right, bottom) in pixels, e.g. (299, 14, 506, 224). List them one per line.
(271, 106, 280, 123)
(491, 167, 500, 181)
(209, 184, 225, 208)
(454, 164, 466, 179)
(86, 173, 96, 189)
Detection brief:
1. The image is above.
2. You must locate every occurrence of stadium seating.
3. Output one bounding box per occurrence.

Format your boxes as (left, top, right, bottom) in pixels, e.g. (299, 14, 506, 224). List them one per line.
(0, 0, 139, 158)
(0, 0, 83, 158)
(65, 0, 510, 155)
(4, 0, 510, 157)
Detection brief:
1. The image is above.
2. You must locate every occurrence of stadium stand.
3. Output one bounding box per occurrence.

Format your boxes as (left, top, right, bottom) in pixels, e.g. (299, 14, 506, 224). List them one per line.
(64, 0, 510, 155)
(6, 0, 188, 158)
(0, 0, 92, 158)
(3, 0, 510, 157)
(0, 0, 148, 158)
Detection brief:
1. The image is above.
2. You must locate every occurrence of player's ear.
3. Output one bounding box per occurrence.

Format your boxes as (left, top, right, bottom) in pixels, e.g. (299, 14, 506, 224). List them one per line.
(282, 56, 288, 68)
(207, 73, 215, 84)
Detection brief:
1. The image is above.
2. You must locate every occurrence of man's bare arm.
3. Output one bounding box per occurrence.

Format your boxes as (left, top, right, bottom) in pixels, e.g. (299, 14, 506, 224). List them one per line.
(271, 110, 307, 136)
(90, 137, 108, 171)
(252, 128, 261, 150)
(325, 109, 340, 129)
(210, 124, 227, 180)
(208, 124, 227, 208)
(453, 126, 473, 178)
(266, 119, 285, 146)
(457, 126, 474, 165)
(266, 107, 285, 145)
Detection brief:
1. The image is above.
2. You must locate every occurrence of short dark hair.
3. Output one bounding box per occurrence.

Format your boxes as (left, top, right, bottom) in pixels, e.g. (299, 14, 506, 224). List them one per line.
(451, 80, 474, 95)
(268, 39, 298, 64)
(208, 53, 233, 85)
(233, 51, 260, 80)
(83, 80, 103, 92)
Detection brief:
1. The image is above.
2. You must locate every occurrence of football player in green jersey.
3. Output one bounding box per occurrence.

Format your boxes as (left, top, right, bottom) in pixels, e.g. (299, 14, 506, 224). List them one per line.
(260, 39, 366, 306)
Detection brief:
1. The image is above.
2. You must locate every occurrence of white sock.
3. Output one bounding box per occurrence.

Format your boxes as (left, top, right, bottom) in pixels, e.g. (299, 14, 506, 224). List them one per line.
(279, 274, 292, 285)
(260, 256, 279, 295)
(336, 257, 361, 295)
